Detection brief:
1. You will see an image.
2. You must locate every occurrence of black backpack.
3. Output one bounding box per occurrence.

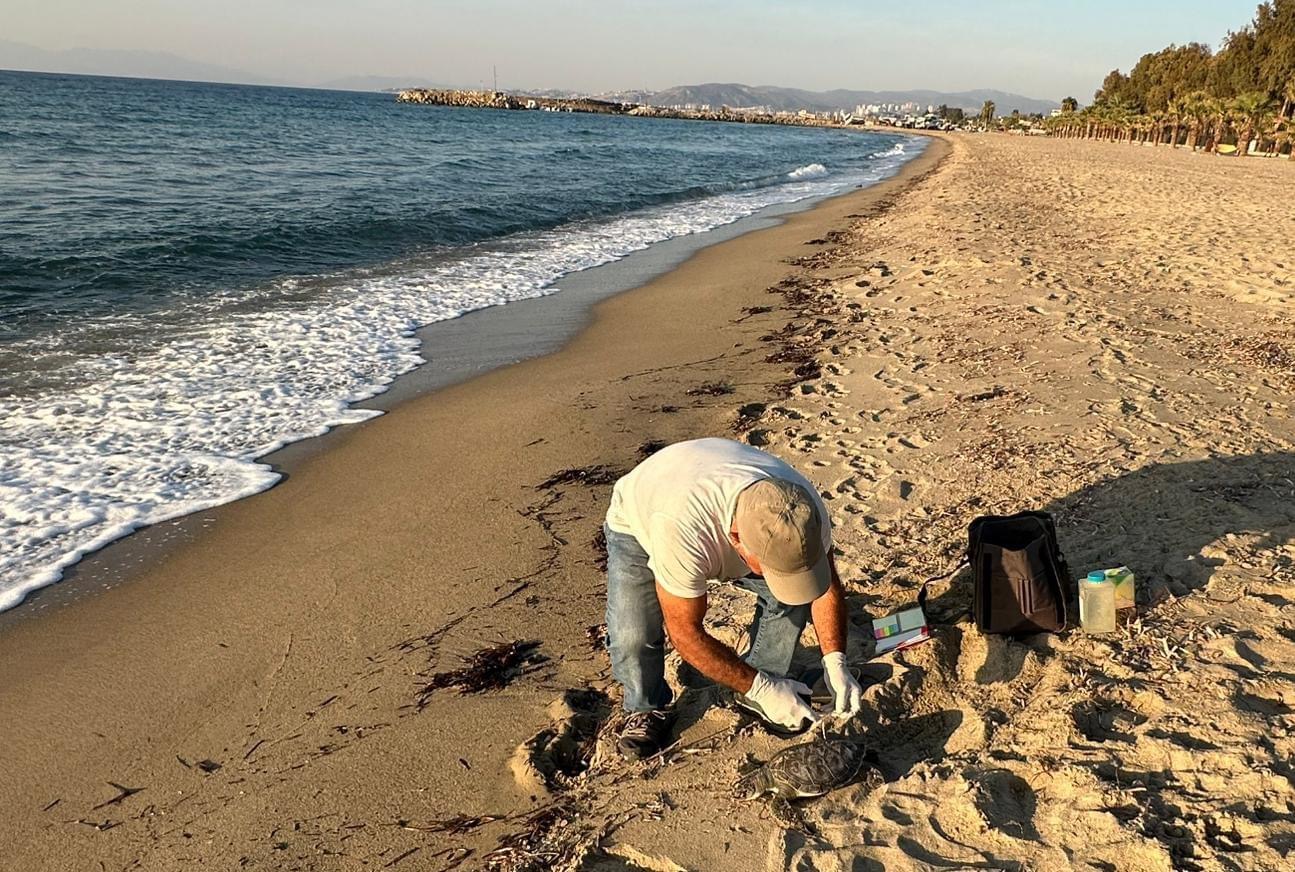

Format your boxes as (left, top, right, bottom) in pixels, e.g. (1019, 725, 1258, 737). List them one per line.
(967, 512, 1071, 634)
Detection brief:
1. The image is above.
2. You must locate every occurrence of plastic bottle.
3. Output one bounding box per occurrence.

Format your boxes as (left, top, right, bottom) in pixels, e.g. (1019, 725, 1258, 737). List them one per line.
(1080, 570, 1117, 634)
(1105, 566, 1136, 611)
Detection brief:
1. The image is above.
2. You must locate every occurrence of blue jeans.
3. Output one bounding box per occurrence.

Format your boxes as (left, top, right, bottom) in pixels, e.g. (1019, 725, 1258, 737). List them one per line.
(604, 524, 811, 712)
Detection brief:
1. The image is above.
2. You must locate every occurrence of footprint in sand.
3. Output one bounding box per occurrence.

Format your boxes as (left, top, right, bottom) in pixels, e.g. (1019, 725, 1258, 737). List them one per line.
(884, 432, 931, 452)
(510, 689, 611, 798)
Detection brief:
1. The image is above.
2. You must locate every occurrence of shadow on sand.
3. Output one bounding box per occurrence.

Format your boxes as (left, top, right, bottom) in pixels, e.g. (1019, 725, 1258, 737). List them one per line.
(925, 450, 1295, 616)
(916, 451, 1295, 688)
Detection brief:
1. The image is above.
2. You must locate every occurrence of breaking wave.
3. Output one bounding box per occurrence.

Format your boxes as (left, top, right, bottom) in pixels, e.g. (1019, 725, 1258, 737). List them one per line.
(0, 71, 927, 611)
(787, 163, 829, 180)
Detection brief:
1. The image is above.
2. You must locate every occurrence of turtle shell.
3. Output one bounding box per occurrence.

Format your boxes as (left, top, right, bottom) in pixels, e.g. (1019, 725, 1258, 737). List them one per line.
(733, 738, 866, 800)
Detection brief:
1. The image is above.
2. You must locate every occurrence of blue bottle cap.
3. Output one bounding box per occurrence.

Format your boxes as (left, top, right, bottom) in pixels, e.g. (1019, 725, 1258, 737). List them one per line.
(1087, 571, 1107, 583)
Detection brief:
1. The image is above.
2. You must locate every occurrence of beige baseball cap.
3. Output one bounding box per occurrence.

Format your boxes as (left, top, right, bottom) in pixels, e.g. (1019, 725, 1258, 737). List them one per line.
(733, 477, 830, 606)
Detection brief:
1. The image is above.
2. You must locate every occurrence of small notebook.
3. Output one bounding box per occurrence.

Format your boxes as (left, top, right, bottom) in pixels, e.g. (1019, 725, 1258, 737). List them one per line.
(872, 606, 930, 654)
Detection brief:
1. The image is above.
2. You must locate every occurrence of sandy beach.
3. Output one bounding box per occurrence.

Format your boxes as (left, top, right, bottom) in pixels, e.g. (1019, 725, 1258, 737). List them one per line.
(5, 131, 1295, 872)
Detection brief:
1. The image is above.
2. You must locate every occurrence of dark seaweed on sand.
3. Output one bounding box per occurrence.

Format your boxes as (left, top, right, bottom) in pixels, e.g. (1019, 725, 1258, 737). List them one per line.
(397, 813, 502, 835)
(767, 275, 831, 305)
(732, 402, 767, 433)
(535, 465, 625, 490)
(733, 304, 775, 323)
(590, 527, 608, 571)
(765, 343, 823, 390)
(416, 640, 547, 706)
(764, 343, 816, 365)
(788, 360, 823, 383)
(759, 272, 840, 396)
(686, 381, 735, 397)
(636, 439, 667, 459)
(484, 799, 587, 872)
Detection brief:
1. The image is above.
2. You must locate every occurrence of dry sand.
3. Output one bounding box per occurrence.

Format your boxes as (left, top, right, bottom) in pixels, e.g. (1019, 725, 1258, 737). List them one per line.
(641, 134, 1295, 872)
(5, 133, 1295, 872)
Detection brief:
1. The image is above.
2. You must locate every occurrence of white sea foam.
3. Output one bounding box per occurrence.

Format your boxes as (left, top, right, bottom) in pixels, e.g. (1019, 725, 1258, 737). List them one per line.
(0, 137, 923, 611)
(871, 143, 907, 158)
(786, 163, 828, 179)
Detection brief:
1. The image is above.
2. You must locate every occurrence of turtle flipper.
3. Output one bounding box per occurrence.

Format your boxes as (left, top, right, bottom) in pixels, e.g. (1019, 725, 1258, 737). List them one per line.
(769, 797, 799, 828)
(732, 766, 772, 801)
(855, 761, 885, 794)
(768, 798, 817, 835)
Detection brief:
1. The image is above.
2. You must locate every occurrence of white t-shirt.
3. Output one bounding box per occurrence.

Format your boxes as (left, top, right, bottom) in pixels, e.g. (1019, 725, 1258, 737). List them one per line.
(605, 438, 832, 599)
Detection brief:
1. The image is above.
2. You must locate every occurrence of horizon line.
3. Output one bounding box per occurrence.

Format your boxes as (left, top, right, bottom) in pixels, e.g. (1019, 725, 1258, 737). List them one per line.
(0, 65, 1061, 105)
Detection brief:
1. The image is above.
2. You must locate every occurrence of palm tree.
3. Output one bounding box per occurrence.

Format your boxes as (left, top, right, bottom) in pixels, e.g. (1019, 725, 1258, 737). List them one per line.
(1138, 113, 1156, 145)
(1273, 80, 1295, 155)
(1081, 106, 1098, 139)
(1045, 112, 1078, 139)
(1061, 96, 1079, 113)
(1285, 83, 1295, 160)
(1168, 98, 1187, 147)
(1231, 92, 1274, 156)
(1279, 79, 1295, 125)
(1150, 111, 1168, 145)
(1108, 103, 1135, 142)
(980, 100, 996, 129)
(1204, 98, 1230, 154)
(1090, 105, 1110, 140)
(1181, 90, 1212, 150)
(1276, 126, 1295, 160)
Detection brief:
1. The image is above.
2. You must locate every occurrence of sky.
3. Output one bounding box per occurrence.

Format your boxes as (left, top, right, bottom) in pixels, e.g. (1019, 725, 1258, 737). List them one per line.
(6, 0, 1262, 99)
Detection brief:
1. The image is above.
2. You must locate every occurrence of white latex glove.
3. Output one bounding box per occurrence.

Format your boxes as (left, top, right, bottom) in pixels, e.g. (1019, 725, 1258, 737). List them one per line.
(822, 651, 863, 718)
(746, 672, 818, 731)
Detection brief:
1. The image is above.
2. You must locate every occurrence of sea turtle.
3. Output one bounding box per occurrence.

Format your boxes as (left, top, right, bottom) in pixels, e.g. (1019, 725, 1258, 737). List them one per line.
(732, 736, 882, 827)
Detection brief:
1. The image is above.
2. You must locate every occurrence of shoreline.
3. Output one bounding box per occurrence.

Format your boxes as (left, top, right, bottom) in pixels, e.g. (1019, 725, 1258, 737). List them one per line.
(0, 137, 949, 870)
(1, 133, 924, 627)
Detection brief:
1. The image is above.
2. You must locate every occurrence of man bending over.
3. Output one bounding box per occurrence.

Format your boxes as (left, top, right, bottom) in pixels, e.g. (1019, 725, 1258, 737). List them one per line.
(603, 437, 862, 758)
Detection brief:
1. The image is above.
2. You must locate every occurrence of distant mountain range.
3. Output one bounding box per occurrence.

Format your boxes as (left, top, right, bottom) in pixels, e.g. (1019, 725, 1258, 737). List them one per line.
(606, 83, 1058, 115)
(0, 40, 446, 92)
(1, 40, 1058, 111)
(0, 39, 285, 86)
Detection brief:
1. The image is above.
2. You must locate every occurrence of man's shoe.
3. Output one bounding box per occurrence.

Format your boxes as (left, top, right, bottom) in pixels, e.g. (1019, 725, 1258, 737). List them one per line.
(617, 709, 676, 759)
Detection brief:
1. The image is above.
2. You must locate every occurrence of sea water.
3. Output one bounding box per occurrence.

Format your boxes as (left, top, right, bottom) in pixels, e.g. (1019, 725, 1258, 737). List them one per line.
(0, 70, 922, 610)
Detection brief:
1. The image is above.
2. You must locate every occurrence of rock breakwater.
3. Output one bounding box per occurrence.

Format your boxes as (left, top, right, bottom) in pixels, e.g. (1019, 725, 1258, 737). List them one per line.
(396, 89, 850, 129)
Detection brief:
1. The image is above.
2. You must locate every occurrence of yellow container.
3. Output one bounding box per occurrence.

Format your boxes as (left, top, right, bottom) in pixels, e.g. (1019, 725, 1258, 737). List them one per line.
(1105, 566, 1136, 610)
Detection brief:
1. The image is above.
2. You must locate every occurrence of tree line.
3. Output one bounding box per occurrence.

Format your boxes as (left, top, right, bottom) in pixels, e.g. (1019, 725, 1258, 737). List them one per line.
(1046, 1, 1295, 158)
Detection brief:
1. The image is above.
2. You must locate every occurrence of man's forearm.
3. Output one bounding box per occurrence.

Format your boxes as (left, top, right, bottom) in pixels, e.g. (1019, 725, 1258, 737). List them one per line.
(811, 569, 849, 655)
(671, 630, 758, 694)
